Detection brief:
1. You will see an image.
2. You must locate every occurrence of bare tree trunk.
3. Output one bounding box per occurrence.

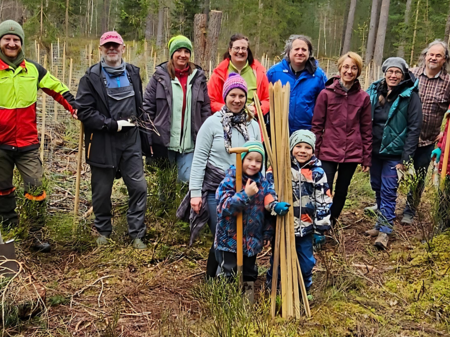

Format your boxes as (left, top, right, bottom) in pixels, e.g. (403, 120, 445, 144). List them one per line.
(145, 11, 155, 40)
(156, 2, 164, 48)
(193, 13, 207, 67)
(410, 0, 421, 65)
(373, 0, 390, 67)
(397, 0, 412, 58)
(205, 10, 222, 72)
(65, 0, 69, 38)
(102, 0, 110, 32)
(365, 0, 381, 64)
(342, 0, 357, 54)
(444, 2, 450, 45)
(339, 0, 351, 55)
(40, 0, 43, 38)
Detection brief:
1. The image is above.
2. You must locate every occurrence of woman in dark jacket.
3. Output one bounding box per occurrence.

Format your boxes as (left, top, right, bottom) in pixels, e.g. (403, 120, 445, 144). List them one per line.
(143, 35, 211, 182)
(312, 52, 372, 230)
(365, 57, 422, 250)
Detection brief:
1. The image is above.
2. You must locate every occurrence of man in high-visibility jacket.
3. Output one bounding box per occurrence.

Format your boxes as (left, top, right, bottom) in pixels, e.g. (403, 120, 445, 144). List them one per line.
(0, 20, 77, 252)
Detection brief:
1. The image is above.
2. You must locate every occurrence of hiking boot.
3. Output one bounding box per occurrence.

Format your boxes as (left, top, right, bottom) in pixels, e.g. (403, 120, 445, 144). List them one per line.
(374, 232, 389, 250)
(132, 238, 147, 249)
(96, 235, 109, 246)
(364, 228, 379, 237)
(31, 232, 51, 253)
(401, 213, 414, 225)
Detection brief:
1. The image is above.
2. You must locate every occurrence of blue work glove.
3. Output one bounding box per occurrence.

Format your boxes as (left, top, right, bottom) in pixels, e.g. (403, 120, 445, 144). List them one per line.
(313, 232, 326, 251)
(273, 202, 290, 216)
(431, 148, 442, 163)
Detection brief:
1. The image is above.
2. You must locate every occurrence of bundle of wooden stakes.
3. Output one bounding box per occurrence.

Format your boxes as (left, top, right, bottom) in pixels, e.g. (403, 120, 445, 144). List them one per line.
(255, 82, 311, 319)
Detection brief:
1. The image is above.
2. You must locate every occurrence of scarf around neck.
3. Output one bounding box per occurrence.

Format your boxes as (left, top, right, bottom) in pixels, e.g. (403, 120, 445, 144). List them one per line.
(0, 49, 25, 69)
(101, 58, 126, 77)
(219, 106, 250, 153)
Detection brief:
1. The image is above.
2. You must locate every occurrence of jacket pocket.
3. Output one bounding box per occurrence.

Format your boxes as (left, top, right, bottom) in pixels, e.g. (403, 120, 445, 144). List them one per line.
(86, 131, 107, 165)
(17, 75, 38, 107)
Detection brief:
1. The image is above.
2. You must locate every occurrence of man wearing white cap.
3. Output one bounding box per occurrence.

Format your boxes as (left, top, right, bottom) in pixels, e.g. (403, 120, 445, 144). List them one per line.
(76, 31, 149, 249)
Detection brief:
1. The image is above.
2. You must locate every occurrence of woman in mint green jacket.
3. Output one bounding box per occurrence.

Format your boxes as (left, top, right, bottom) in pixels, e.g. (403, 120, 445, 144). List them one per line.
(143, 35, 211, 182)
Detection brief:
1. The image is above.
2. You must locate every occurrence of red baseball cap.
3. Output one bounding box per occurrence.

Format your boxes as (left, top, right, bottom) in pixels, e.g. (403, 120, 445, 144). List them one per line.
(100, 31, 124, 46)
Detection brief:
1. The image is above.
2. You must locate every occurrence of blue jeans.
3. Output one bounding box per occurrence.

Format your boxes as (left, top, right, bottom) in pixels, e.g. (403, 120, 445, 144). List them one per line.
(370, 157, 401, 234)
(266, 234, 315, 290)
(167, 151, 194, 183)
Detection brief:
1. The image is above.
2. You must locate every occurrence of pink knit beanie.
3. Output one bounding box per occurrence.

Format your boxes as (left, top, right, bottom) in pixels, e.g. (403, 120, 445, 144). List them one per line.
(222, 73, 248, 101)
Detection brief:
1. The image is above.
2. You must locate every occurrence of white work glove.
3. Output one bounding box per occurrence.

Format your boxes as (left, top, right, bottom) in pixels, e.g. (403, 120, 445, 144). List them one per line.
(117, 119, 135, 132)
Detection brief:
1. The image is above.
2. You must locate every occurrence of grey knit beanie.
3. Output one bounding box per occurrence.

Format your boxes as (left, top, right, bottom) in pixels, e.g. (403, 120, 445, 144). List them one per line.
(289, 130, 316, 152)
(382, 57, 409, 74)
(0, 20, 24, 44)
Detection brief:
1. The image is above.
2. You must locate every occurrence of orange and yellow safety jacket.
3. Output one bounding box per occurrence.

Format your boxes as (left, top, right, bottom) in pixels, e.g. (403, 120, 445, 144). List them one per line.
(0, 58, 76, 151)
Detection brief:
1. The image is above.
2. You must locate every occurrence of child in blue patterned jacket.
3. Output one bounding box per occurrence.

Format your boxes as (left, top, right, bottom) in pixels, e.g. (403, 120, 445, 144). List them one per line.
(215, 141, 290, 281)
(266, 130, 332, 293)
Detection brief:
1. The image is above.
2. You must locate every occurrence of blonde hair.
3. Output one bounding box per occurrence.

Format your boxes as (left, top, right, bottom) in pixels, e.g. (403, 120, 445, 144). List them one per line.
(337, 52, 363, 77)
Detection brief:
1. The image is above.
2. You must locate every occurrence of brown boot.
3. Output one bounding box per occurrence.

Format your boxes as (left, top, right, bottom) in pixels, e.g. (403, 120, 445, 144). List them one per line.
(364, 228, 379, 237)
(374, 232, 389, 250)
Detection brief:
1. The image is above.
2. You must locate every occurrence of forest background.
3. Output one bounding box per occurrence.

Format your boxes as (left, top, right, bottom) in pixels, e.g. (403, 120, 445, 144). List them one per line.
(3, 0, 450, 68)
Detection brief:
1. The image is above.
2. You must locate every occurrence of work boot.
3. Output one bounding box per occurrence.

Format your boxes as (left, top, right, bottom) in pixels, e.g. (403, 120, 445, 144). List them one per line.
(364, 228, 379, 237)
(132, 238, 147, 249)
(31, 231, 51, 253)
(374, 232, 389, 250)
(401, 213, 414, 225)
(96, 235, 109, 246)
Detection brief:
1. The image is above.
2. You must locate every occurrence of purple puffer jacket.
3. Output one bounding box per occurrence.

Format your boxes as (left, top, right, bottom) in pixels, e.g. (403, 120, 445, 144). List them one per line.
(311, 76, 373, 167)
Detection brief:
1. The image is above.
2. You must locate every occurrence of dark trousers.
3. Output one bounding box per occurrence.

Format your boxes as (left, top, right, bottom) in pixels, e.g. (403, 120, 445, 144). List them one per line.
(370, 156, 401, 234)
(404, 144, 435, 216)
(91, 130, 147, 239)
(321, 161, 358, 221)
(215, 250, 258, 282)
(206, 191, 218, 278)
(266, 234, 315, 290)
(0, 148, 44, 229)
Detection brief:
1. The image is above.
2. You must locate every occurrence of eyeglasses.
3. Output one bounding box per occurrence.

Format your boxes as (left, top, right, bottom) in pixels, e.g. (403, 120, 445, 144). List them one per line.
(342, 65, 358, 72)
(386, 70, 403, 76)
(232, 47, 248, 52)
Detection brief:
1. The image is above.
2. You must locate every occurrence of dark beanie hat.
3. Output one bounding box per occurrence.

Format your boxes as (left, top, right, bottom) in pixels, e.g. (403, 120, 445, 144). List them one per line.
(382, 57, 409, 74)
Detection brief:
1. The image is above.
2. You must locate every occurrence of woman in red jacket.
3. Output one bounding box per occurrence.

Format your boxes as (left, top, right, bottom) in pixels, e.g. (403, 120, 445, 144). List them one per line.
(207, 34, 270, 116)
(312, 52, 372, 225)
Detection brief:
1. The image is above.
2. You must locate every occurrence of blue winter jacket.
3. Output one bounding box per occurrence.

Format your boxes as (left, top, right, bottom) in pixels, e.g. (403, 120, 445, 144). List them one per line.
(215, 165, 277, 257)
(267, 59, 327, 134)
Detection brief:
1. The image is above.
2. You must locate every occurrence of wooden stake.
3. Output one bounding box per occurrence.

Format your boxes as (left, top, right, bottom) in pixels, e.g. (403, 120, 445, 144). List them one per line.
(73, 123, 84, 235)
(89, 43, 92, 67)
(51, 43, 54, 68)
(228, 147, 249, 288)
(54, 65, 58, 122)
(254, 94, 273, 166)
(40, 55, 47, 162)
(69, 58, 73, 91)
(62, 43, 66, 84)
(37, 43, 40, 64)
(58, 38, 60, 58)
(441, 115, 450, 185)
